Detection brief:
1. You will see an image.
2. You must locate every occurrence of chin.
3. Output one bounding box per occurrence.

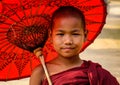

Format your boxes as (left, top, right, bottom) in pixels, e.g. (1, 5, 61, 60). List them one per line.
(60, 53, 78, 58)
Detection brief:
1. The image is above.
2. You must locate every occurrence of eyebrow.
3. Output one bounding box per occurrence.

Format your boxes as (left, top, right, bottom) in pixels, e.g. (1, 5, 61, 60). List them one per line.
(55, 29, 82, 33)
(55, 30, 64, 32)
(72, 29, 81, 32)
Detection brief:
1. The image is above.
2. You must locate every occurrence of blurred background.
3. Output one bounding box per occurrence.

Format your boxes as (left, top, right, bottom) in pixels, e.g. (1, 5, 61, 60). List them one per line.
(82, 0, 120, 83)
(0, 0, 120, 85)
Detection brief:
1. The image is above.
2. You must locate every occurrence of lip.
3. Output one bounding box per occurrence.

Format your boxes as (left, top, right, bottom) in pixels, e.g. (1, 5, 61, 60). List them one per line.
(63, 47, 74, 49)
(61, 47, 74, 51)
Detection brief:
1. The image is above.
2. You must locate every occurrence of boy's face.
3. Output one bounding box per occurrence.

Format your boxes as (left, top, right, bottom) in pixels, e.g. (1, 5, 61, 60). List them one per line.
(51, 16, 85, 58)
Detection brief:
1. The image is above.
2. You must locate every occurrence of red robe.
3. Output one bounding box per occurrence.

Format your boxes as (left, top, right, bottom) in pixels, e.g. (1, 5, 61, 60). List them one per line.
(42, 60, 119, 85)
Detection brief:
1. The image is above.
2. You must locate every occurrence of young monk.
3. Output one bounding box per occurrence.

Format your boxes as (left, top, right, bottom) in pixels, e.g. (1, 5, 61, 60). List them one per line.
(30, 6, 119, 85)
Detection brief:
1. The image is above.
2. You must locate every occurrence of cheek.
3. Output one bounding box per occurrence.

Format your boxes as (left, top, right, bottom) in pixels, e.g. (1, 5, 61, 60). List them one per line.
(52, 36, 61, 48)
(74, 37, 84, 48)
(75, 35, 84, 42)
(53, 38, 59, 45)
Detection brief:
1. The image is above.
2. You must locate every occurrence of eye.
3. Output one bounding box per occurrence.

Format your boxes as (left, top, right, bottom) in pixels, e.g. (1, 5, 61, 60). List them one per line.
(72, 33, 81, 36)
(73, 33, 80, 35)
(56, 33, 64, 36)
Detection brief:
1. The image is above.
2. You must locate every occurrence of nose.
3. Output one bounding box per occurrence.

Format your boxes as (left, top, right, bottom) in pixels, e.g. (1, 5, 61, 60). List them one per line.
(63, 35, 73, 45)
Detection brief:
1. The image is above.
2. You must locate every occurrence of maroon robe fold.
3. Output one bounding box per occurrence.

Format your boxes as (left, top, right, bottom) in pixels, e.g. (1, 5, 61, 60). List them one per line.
(42, 60, 119, 85)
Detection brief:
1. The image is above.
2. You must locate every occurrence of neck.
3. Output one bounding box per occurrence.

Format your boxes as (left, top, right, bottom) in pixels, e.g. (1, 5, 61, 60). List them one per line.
(51, 55, 83, 67)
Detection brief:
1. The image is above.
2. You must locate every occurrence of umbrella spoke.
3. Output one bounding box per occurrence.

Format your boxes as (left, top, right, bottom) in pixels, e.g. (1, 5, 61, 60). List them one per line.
(7, 12, 26, 27)
(0, 42, 12, 52)
(0, 23, 25, 30)
(6, 53, 17, 81)
(19, 50, 25, 78)
(31, 23, 42, 45)
(0, 22, 11, 26)
(0, 30, 8, 33)
(77, 0, 89, 4)
(31, 1, 45, 26)
(0, 14, 23, 26)
(0, 37, 7, 41)
(29, 0, 40, 26)
(18, 0, 30, 26)
(14, 50, 30, 78)
(0, 51, 14, 81)
(6, 46, 19, 80)
(29, 3, 33, 26)
(1, 1, 26, 26)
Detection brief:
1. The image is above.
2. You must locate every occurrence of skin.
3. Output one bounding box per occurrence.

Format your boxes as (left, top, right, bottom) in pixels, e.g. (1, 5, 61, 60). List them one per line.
(51, 16, 84, 58)
(30, 65, 44, 85)
(30, 16, 85, 85)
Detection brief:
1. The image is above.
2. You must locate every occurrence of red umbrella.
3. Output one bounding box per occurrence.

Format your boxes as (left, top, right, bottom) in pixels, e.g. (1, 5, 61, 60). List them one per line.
(0, 0, 107, 81)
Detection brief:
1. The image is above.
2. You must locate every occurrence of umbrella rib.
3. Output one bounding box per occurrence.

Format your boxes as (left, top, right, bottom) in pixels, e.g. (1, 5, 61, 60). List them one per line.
(28, 0, 39, 26)
(18, 50, 26, 79)
(0, 38, 9, 46)
(34, 15, 47, 25)
(0, 37, 7, 42)
(0, 42, 14, 52)
(10, 24, 18, 38)
(0, 2, 27, 27)
(31, 0, 42, 26)
(31, 5, 49, 27)
(18, 50, 23, 78)
(30, 26, 39, 47)
(4, 4, 27, 26)
(28, 4, 39, 30)
(0, 31, 8, 33)
(0, 14, 25, 27)
(77, 0, 89, 4)
(29, 4, 33, 26)
(6, 55, 17, 81)
(25, 19, 41, 44)
(31, 28, 37, 46)
(29, 24, 38, 46)
(0, 28, 10, 30)
(0, 18, 28, 30)
(3, 42, 21, 80)
(27, 0, 41, 26)
(33, 20, 43, 42)
(6, 46, 16, 80)
(0, 22, 11, 26)
(45, 5, 56, 15)
(0, 44, 17, 79)
(18, 0, 30, 26)
(0, 14, 16, 23)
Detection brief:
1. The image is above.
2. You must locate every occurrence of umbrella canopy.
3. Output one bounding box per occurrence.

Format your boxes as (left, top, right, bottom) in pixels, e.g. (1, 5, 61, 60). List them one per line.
(0, 0, 107, 81)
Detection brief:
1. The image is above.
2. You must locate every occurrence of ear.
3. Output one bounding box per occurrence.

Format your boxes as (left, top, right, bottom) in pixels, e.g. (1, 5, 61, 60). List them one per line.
(48, 30, 53, 43)
(84, 30, 88, 42)
(48, 28, 52, 37)
(48, 31, 52, 37)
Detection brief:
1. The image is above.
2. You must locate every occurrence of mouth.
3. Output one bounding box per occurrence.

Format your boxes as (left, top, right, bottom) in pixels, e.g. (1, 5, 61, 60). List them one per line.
(61, 47, 75, 51)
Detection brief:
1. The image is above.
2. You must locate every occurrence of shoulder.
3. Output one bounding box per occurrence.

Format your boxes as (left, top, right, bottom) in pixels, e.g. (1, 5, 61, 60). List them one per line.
(86, 60, 119, 85)
(32, 65, 44, 75)
(30, 65, 44, 85)
(97, 66, 119, 84)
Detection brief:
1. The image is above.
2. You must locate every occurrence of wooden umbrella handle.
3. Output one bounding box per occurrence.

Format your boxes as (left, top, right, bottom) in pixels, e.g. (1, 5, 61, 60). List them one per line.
(39, 55, 52, 85)
(34, 48, 52, 85)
